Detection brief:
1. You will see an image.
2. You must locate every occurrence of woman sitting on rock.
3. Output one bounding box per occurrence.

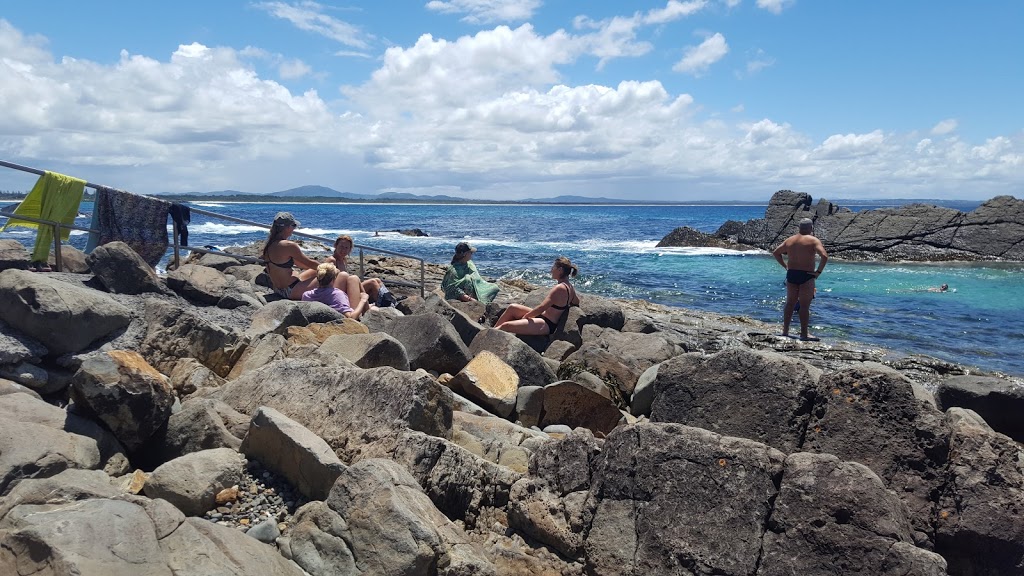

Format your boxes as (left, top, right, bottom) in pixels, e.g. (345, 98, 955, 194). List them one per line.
(262, 212, 360, 303)
(494, 256, 580, 336)
(441, 242, 499, 304)
(326, 235, 398, 307)
(301, 263, 369, 319)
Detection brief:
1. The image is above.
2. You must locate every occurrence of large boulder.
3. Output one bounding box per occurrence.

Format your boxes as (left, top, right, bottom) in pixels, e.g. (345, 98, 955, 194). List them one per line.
(954, 195, 1024, 260)
(0, 239, 30, 272)
(86, 241, 164, 294)
(470, 328, 556, 389)
(0, 269, 131, 354)
(0, 393, 130, 487)
(450, 351, 520, 418)
(283, 458, 495, 575)
(0, 321, 47, 366)
(409, 292, 485, 346)
(316, 332, 409, 370)
(152, 398, 248, 462)
(561, 328, 683, 398)
(209, 358, 454, 462)
(651, 348, 820, 453)
(140, 298, 247, 378)
(144, 447, 245, 517)
(540, 380, 622, 436)
(384, 313, 472, 375)
(803, 365, 949, 545)
(240, 406, 346, 501)
(583, 423, 786, 575)
(49, 244, 90, 273)
(936, 375, 1024, 442)
(451, 411, 545, 474)
(72, 350, 175, 452)
(936, 408, 1024, 575)
(759, 452, 947, 576)
(226, 332, 286, 380)
(166, 263, 230, 305)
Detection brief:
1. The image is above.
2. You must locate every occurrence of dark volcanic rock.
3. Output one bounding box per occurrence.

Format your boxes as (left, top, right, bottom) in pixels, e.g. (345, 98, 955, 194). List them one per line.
(936, 375, 1024, 442)
(0, 239, 30, 272)
(655, 226, 757, 250)
(663, 190, 1024, 261)
(86, 241, 165, 294)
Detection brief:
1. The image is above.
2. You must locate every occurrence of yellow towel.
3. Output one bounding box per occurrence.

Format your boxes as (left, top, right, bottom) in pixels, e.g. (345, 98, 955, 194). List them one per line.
(1, 171, 86, 262)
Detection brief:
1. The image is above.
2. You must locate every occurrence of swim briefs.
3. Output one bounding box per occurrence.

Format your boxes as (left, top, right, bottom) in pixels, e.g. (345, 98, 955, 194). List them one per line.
(786, 270, 816, 285)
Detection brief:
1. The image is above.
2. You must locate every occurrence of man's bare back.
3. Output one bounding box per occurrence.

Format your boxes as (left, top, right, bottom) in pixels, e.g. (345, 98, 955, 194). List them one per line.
(775, 233, 826, 272)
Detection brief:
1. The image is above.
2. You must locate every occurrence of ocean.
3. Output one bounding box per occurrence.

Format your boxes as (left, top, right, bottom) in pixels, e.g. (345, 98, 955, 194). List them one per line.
(3, 200, 1023, 377)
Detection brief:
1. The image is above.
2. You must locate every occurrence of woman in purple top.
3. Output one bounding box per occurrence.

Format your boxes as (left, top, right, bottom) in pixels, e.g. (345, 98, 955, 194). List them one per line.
(302, 263, 369, 319)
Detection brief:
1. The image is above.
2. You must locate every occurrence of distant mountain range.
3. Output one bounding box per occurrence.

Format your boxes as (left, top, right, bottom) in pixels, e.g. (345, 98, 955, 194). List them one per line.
(155, 183, 741, 203)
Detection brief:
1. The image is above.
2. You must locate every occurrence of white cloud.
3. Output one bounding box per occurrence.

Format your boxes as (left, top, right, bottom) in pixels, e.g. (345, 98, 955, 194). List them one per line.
(931, 118, 958, 135)
(643, 1, 708, 25)
(815, 130, 886, 159)
(425, 0, 541, 24)
(279, 58, 312, 79)
(254, 1, 372, 48)
(723, 0, 742, 7)
(673, 32, 729, 75)
(756, 0, 794, 14)
(744, 49, 775, 75)
(0, 19, 1022, 201)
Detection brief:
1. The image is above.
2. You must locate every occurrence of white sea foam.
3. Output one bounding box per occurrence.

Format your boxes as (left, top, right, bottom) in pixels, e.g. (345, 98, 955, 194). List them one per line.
(193, 202, 226, 208)
(187, 223, 267, 235)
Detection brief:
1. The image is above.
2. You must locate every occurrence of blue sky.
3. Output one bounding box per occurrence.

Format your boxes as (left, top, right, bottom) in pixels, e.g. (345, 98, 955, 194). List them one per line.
(1, 1, 1021, 200)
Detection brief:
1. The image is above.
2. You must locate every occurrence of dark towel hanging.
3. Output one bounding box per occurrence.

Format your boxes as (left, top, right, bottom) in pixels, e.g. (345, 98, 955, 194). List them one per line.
(169, 203, 191, 246)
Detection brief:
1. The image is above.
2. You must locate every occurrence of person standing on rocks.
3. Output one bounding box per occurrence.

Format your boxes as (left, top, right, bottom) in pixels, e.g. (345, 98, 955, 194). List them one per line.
(773, 217, 828, 341)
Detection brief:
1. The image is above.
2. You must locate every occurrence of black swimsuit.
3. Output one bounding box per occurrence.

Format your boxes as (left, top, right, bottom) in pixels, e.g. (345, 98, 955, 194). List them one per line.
(786, 269, 815, 285)
(266, 247, 297, 297)
(542, 283, 576, 334)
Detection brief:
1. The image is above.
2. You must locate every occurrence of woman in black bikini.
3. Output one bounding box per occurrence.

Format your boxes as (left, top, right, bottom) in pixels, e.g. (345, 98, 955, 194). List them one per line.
(495, 256, 580, 336)
(262, 212, 360, 302)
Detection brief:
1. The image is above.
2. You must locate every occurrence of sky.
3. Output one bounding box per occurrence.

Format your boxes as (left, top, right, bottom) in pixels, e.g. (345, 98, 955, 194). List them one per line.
(0, 1, 1022, 201)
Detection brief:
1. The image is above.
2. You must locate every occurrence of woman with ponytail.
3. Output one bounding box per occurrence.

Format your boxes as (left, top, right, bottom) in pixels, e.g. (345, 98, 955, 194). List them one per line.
(495, 256, 580, 336)
(301, 263, 370, 319)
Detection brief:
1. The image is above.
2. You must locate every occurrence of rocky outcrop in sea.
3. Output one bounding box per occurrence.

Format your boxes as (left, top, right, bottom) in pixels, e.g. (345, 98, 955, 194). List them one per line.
(0, 240, 1022, 575)
(657, 191, 1024, 261)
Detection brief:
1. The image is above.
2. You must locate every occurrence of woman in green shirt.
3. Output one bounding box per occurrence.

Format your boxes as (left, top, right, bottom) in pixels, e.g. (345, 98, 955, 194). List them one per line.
(441, 242, 499, 303)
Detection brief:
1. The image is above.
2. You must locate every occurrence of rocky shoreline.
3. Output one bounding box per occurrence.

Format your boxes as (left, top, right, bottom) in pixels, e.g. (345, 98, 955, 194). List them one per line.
(658, 191, 1024, 262)
(1, 239, 1023, 575)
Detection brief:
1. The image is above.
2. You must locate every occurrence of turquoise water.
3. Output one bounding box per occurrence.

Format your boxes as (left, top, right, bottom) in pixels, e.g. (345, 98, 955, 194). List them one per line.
(3, 200, 1022, 375)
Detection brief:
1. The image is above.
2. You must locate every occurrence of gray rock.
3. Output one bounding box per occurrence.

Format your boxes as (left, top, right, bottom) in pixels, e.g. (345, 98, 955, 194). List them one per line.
(360, 304, 404, 333)
(161, 516, 306, 575)
(169, 357, 226, 396)
(72, 350, 175, 452)
(530, 427, 601, 496)
(0, 269, 131, 354)
(704, 190, 1024, 261)
(542, 424, 573, 435)
(562, 328, 683, 398)
(0, 377, 42, 400)
(48, 245, 90, 273)
(0, 393, 129, 486)
(759, 452, 947, 576)
(803, 365, 949, 545)
(246, 518, 282, 543)
(246, 299, 308, 339)
(144, 447, 245, 516)
(583, 423, 786, 576)
(451, 411, 544, 474)
(515, 385, 545, 428)
(210, 358, 453, 462)
(386, 312, 472, 375)
(629, 362, 659, 416)
(295, 300, 346, 324)
(240, 406, 346, 501)
(317, 332, 410, 370)
(0, 468, 122, 519)
(0, 361, 53, 393)
(542, 339, 576, 361)
(0, 320, 48, 365)
(650, 348, 820, 453)
(322, 459, 495, 575)
(154, 398, 248, 462)
(140, 298, 247, 378)
(936, 375, 1024, 442)
(227, 332, 286, 379)
(223, 263, 266, 283)
(195, 252, 243, 271)
(166, 263, 231, 305)
(540, 380, 622, 436)
(410, 293, 485, 346)
(86, 241, 164, 294)
(0, 239, 30, 272)
(470, 328, 556, 389)
(936, 408, 1024, 575)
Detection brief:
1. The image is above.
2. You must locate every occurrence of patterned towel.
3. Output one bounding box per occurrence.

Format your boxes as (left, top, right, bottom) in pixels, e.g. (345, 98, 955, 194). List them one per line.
(86, 187, 170, 267)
